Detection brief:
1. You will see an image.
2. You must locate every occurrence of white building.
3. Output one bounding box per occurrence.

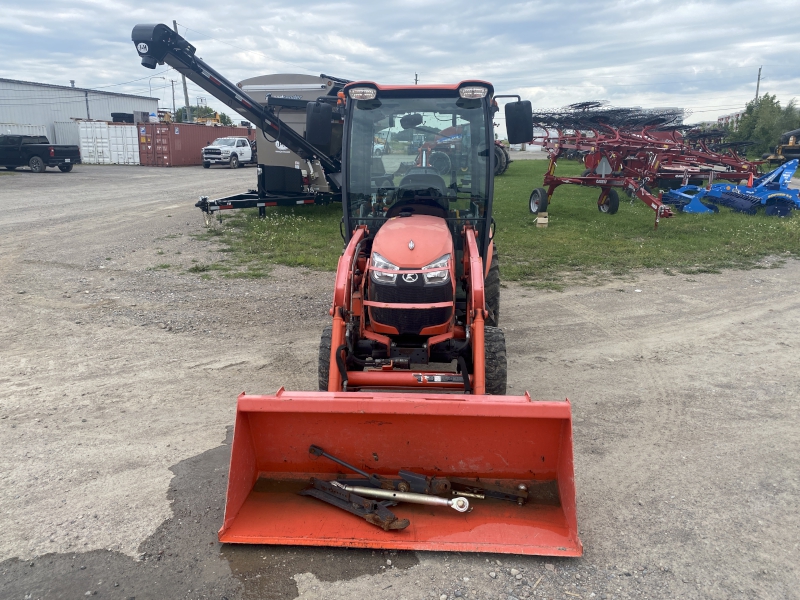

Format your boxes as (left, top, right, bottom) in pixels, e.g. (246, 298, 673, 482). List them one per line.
(0, 78, 158, 142)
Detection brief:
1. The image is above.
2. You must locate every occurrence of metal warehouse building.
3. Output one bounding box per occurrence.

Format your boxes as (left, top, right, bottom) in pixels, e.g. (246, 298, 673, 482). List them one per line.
(0, 78, 158, 142)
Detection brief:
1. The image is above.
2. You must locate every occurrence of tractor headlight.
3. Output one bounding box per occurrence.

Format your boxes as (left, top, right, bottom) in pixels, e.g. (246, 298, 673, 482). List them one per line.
(459, 86, 488, 99)
(371, 252, 399, 283)
(348, 87, 377, 100)
(423, 254, 450, 284)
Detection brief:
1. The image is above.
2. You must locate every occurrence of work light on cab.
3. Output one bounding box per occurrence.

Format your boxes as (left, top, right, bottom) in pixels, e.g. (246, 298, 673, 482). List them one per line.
(348, 87, 377, 100)
(459, 86, 488, 99)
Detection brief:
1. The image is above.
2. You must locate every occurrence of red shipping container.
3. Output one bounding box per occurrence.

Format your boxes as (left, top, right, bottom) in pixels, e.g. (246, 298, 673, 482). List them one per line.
(137, 123, 255, 167)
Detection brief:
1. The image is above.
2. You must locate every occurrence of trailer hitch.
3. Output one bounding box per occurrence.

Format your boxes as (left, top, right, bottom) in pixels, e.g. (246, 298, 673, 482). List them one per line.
(300, 478, 409, 531)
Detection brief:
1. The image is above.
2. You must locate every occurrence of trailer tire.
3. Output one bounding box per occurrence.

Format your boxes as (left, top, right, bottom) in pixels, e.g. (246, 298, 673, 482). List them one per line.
(483, 326, 507, 396)
(318, 326, 332, 391)
(229, 154, 239, 169)
(29, 156, 46, 173)
(598, 189, 620, 214)
(485, 245, 500, 327)
(529, 188, 548, 214)
(57, 164, 73, 172)
(203, 161, 211, 169)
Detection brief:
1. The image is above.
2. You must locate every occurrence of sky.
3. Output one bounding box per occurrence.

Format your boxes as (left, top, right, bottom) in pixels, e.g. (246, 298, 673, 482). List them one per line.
(1, 0, 799, 127)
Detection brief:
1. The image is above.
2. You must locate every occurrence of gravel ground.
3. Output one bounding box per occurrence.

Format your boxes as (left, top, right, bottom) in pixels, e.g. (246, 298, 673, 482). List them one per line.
(0, 165, 798, 600)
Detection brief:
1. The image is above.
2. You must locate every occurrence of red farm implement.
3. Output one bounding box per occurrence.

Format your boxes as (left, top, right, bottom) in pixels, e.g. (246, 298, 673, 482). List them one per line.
(526, 102, 760, 228)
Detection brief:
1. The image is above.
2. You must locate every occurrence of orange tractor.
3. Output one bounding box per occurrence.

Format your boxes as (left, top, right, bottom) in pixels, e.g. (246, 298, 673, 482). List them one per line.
(133, 24, 581, 556)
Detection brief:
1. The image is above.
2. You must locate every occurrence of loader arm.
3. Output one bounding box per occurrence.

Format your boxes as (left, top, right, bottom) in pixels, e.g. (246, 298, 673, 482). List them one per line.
(131, 23, 341, 177)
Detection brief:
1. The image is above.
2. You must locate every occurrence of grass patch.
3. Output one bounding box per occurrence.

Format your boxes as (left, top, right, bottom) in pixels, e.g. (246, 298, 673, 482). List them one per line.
(149, 263, 171, 270)
(197, 160, 800, 285)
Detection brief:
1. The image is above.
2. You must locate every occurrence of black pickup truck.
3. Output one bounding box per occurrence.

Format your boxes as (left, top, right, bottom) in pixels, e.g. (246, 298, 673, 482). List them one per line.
(0, 135, 81, 173)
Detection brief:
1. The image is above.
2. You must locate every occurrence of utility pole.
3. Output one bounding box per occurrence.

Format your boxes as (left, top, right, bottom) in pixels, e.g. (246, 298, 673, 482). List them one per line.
(174, 20, 192, 122)
(171, 80, 176, 116)
(414, 73, 418, 85)
(754, 66, 762, 103)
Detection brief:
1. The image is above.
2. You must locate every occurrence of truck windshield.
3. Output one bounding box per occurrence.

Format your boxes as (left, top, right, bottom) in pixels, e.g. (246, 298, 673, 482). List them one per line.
(347, 95, 489, 232)
(210, 138, 236, 146)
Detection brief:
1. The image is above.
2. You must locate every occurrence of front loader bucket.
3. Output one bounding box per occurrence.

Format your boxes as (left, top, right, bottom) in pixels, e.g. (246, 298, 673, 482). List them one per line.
(218, 389, 582, 556)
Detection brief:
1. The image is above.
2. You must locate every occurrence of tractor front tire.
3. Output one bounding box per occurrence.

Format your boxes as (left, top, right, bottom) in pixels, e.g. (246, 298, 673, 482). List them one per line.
(484, 326, 507, 396)
(318, 326, 332, 391)
(484, 245, 500, 327)
(598, 189, 620, 214)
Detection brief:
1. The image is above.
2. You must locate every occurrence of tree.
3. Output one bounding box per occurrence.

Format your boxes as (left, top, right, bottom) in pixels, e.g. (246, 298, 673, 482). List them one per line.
(174, 105, 219, 123)
(724, 94, 800, 157)
(219, 112, 232, 126)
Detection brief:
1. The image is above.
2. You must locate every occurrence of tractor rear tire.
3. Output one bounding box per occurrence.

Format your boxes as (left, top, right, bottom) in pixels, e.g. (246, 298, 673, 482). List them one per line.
(430, 151, 451, 175)
(485, 245, 500, 327)
(498, 145, 510, 174)
(598, 189, 620, 214)
(318, 326, 332, 391)
(494, 145, 507, 176)
(484, 326, 507, 396)
(529, 188, 548, 214)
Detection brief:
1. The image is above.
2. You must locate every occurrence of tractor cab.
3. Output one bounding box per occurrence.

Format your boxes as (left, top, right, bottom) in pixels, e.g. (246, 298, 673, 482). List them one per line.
(306, 82, 533, 393)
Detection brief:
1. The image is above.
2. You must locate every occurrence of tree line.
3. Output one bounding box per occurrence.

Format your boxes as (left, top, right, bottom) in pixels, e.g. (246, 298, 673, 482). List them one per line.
(721, 94, 800, 158)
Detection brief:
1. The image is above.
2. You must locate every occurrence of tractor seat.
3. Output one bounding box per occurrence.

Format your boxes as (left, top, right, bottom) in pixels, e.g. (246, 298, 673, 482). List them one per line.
(398, 172, 447, 195)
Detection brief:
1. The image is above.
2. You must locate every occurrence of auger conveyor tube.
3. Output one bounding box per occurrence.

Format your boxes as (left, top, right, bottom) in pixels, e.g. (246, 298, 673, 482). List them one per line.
(131, 23, 340, 176)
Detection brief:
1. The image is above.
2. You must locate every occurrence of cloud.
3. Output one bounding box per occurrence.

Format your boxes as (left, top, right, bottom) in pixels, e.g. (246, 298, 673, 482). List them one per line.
(0, 0, 798, 124)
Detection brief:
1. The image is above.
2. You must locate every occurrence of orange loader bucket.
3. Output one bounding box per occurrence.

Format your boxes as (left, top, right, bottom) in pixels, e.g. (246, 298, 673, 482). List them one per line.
(218, 388, 582, 557)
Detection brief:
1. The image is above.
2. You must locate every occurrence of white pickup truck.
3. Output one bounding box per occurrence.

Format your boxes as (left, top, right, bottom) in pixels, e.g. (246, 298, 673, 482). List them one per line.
(202, 137, 256, 169)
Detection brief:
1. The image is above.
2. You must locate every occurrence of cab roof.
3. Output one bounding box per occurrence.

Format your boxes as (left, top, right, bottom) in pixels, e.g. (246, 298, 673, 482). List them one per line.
(343, 80, 494, 98)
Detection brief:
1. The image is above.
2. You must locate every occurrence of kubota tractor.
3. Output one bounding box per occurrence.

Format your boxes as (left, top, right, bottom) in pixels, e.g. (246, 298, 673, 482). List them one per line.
(132, 23, 581, 556)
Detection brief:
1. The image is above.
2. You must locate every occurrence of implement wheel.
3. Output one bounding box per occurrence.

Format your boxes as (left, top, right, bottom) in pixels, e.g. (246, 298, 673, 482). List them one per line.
(485, 245, 500, 327)
(484, 326, 507, 395)
(529, 188, 548, 214)
(598, 189, 620, 214)
(318, 326, 332, 391)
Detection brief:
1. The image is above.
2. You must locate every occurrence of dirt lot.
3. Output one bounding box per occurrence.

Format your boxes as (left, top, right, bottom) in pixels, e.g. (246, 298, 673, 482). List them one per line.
(0, 165, 798, 600)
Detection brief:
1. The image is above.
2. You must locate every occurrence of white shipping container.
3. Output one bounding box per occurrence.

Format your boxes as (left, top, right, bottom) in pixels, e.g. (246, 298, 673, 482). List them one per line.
(53, 121, 80, 146)
(79, 121, 111, 164)
(108, 124, 140, 165)
(0, 123, 48, 137)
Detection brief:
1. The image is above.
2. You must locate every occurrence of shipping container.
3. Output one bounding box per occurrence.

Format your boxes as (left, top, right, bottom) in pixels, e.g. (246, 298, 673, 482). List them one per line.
(0, 123, 48, 137)
(108, 124, 140, 165)
(138, 123, 255, 167)
(79, 121, 111, 164)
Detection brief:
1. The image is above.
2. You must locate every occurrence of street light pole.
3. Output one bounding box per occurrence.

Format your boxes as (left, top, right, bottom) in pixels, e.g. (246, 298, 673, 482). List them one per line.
(149, 76, 166, 103)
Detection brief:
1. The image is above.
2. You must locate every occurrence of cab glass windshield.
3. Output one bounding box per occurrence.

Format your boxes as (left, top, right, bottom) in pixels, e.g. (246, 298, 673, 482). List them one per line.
(347, 95, 489, 231)
(210, 138, 236, 146)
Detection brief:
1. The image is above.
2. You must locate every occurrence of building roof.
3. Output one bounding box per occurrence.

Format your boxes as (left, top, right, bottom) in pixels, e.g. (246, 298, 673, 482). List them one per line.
(0, 77, 156, 101)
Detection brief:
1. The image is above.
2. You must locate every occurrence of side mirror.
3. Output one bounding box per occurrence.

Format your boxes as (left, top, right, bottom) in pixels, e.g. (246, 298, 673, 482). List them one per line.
(505, 100, 533, 145)
(400, 113, 423, 130)
(305, 102, 332, 147)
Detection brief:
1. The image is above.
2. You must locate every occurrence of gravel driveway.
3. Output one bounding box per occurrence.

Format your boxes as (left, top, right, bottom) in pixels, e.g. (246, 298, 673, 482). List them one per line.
(1, 165, 798, 600)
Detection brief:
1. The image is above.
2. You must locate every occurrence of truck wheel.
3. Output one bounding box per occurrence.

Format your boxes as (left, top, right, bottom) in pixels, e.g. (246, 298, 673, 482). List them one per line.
(29, 156, 46, 173)
(484, 245, 500, 327)
(483, 326, 507, 395)
(598, 189, 620, 214)
(229, 155, 239, 169)
(5, 166, 17, 171)
(58, 164, 73, 172)
(529, 188, 548, 214)
(202, 161, 211, 169)
(318, 326, 332, 391)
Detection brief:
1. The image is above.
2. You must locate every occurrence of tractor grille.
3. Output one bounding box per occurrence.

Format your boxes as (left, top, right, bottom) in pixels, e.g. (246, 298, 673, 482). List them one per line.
(370, 275, 452, 336)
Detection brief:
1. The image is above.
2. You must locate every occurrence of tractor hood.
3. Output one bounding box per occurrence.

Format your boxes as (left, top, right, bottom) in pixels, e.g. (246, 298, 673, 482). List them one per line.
(372, 215, 452, 269)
